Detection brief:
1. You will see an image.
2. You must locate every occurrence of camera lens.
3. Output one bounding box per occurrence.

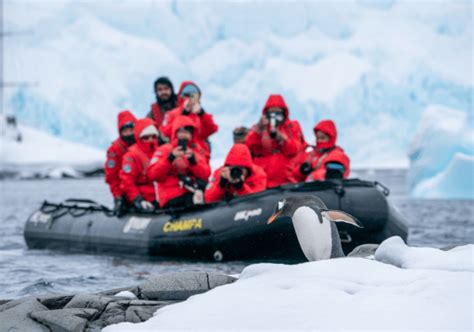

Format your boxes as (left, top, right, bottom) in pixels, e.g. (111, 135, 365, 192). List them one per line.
(230, 167, 243, 180)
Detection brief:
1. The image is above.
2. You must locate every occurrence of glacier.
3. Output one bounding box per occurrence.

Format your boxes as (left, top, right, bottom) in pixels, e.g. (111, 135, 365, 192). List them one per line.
(3, 1, 472, 173)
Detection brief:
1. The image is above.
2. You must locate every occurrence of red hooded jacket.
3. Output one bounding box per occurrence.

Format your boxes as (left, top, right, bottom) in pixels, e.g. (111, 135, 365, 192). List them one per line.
(105, 110, 137, 198)
(245, 94, 304, 188)
(293, 120, 350, 182)
(205, 144, 267, 203)
(119, 118, 159, 203)
(147, 116, 211, 207)
(160, 81, 218, 145)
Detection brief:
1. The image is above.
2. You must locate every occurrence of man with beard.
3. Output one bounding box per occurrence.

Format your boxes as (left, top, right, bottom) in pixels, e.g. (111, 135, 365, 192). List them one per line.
(147, 76, 178, 129)
(105, 110, 137, 215)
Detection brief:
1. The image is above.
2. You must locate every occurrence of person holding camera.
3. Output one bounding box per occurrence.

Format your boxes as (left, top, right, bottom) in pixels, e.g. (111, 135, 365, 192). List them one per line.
(148, 115, 211, 209)
(245, 94, 304, 188)
(160, 81, 218, 157)
(205, 144, 267, 203)
(105, 110, 137, 215)
(294, 119, 350, 182)
(119, 118, 160, 213)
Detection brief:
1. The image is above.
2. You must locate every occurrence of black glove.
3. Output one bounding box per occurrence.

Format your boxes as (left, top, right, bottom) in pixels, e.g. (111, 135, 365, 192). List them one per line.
(219, 176, 229, 188)
(187, 152, 197, 165)
(168, 152, 176, 163)
(113, 196, 127, 216)
(232, 180, 244, 190)
(299, 162, 313, 175)
(133, 195, 154, 212)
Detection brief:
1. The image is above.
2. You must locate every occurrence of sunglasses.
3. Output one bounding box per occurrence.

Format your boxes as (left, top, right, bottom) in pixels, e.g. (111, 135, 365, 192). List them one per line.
(141, 135, 157, 141)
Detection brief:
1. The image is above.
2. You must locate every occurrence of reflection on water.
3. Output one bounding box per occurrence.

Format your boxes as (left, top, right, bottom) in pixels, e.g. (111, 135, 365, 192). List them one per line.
(0, 170, 473, 299)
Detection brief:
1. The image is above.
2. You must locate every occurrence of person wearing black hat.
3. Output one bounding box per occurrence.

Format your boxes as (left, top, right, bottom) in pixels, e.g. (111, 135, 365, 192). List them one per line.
(147, 76, 178, 129)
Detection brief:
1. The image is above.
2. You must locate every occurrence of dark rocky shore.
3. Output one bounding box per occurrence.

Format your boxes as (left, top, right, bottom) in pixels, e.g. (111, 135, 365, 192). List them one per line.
(0, 272, 236, 332)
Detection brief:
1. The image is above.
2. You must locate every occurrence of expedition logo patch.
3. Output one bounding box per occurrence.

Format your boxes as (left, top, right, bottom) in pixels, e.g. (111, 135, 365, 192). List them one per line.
(234, 208, 262, 221)
(163, 218, 203, 233)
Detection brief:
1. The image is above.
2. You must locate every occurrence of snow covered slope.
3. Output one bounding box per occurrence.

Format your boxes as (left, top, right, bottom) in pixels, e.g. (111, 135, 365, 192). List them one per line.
(408, 105, 474, 199)
(4, 1, 472, 168)
(0, 118, 104, 178)
(104, 237, 473, 331)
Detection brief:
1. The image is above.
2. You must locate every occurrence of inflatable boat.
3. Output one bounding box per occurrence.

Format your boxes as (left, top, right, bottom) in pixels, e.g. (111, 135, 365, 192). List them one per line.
(24, 179, 408, 261)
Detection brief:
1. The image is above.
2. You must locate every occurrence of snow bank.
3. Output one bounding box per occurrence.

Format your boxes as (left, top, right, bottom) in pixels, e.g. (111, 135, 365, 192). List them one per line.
(4, 1, 472, 167)
(104, 237, 473, 331)
(375, 236, 473, 272)
(408, 105, 474, 199)
(0, 121, 104, 177)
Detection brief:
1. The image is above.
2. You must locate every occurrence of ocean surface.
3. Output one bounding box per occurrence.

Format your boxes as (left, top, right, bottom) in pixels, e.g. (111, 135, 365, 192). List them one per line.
(1, 169, 473, 300)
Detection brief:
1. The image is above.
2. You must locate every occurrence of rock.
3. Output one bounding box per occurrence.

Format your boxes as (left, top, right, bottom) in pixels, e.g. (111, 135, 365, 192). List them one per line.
(347, 244, 379, 258)
(98, 286, 138, 297)
(0, 296, 34, 312)
(37, 294, 74, 310)
(208, 273, 237, 289)
(124, 299, 175, 306)
(0, 299, 11, 306)
(125, 305, 162, 323)
(139, 272, 236, 301)
(31, 308, 97, 332)
(0, 298, 49, 332)
(65, 294, 116, 312)
(88, 301, 127, 329)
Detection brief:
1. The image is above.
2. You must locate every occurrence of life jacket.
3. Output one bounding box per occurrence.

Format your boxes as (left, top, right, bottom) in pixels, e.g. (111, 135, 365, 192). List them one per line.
(205, 144, 267, 203)
(246, 94, 303, 188)
(104, 110, 137, 198)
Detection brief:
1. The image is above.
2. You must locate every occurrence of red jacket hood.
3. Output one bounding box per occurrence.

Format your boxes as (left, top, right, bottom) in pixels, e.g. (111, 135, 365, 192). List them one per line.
(314, 120, 337, 148)
(224, 144, 253, 169)
(117, 110, 137, 133)
(171, 115, 199, 141)
(177, 81, 201, 105)
(134, 118, 158, 156)
(262, 94, 289, 118)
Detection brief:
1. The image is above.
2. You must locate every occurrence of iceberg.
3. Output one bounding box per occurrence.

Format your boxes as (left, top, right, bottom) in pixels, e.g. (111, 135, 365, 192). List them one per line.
(3, 1, 472, 168)
(0, 116, 104, 178)
(408, 105, 474, 199)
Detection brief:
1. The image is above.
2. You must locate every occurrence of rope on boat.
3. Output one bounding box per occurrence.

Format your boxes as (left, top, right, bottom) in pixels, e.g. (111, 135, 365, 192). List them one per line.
(40, 199, 115, 220)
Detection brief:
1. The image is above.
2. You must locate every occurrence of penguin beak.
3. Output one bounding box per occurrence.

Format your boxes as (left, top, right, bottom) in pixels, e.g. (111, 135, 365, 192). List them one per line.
(267, 211, 282, 224)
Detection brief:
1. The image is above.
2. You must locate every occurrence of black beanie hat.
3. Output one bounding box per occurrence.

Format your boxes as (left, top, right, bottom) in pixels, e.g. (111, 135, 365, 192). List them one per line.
(154, 76, 174, 92)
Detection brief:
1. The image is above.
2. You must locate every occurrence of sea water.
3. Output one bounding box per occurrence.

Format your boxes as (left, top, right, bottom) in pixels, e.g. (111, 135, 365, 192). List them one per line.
(0, 170, 472, 299)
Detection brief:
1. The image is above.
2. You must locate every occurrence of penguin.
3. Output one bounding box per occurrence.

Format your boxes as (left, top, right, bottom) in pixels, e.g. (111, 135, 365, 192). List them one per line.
(267, 195, 363, 261)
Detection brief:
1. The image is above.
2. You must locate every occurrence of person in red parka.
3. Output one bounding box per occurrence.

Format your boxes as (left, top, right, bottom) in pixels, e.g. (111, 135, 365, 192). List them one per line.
(160, 81, 218, 155)
(147, 115, 211, 209)
(120, 118, 160, 212)
(147, 76, 178, 129)
(205, 144, 267, 203)
(294, 120, 350, 182)
(245, 94, 304, 188)
(105, 110, 137, 214)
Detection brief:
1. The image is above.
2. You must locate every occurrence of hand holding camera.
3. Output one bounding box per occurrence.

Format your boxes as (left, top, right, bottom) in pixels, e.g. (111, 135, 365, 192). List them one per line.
(257, 115, 269, 132)
(171, 146, 185, 158)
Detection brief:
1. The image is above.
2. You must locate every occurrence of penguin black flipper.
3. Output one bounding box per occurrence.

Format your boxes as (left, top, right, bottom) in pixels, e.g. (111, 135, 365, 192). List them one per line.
(322, 210, 363, 228)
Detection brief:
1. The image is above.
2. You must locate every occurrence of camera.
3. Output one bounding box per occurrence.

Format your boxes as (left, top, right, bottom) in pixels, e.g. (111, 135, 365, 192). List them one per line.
(178, 138, 188, 151)
(266, 112, 284, 138)
(230, 167, 243, 180)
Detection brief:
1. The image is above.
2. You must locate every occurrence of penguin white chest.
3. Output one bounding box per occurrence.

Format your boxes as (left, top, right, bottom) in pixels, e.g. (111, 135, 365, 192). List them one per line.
(292, 206, 332, 261)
